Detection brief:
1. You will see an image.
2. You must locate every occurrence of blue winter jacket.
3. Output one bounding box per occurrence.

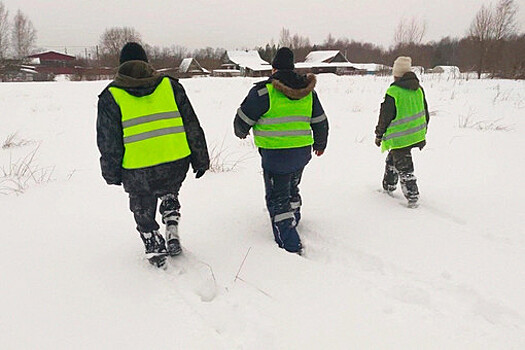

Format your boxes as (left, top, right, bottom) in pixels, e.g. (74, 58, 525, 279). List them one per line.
(234, 71, 329, 174)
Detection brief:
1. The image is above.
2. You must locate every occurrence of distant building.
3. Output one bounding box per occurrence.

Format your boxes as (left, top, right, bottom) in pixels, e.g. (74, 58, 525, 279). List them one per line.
(295, 50, 359, 75)
(214, 50, 272, 77)
(351, 63, 392, 76)
(0, 60, 44, 82)
(429, 65, 461, 78)
(27, 51, 77, 75)
(177, 58, 210, 78)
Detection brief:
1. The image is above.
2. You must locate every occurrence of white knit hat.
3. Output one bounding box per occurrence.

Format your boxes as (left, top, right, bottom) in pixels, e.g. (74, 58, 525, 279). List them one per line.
(393, 56, 412, 77)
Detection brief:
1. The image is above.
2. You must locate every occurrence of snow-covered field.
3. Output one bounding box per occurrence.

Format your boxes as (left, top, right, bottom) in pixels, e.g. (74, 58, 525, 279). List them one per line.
(1, 74, 524, 349)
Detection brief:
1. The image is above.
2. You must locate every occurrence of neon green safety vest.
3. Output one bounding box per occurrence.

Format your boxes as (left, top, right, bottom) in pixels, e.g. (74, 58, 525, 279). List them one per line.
(381, 85, 427, 152)
(109, 77, 191, 169)
(252, 84, 314, 149)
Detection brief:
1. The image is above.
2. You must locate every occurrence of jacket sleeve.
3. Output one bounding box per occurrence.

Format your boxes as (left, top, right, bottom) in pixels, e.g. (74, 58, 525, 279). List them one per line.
(96, 89, 124, 185)
(234, 85, 269, 138)
(170, 79, 210, 172)
(375, 94, 396, 138)
(311, 91, 329, 151)
(422, 87, 430, 127)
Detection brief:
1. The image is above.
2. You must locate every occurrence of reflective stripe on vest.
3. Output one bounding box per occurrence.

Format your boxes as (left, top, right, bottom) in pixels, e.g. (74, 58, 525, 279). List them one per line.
(253, 84, 314, 149)
(381, 85, 427, 152)
(109, 77, 191, 169)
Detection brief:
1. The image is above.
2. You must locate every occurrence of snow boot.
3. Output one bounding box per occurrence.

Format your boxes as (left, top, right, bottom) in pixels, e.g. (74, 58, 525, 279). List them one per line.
(166, 225, 182, 256)
(399, 171, 419, 206)
(272, 215, 302, 254)
(382, 163, 398, 193)
(140, 230, 167, 268)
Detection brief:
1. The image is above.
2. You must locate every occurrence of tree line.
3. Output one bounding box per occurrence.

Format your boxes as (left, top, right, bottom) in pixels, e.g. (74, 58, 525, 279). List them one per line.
(1, 0, 524, 79)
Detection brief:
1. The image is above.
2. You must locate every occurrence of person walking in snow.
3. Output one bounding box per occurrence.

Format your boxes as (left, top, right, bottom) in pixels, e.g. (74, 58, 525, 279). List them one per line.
(96, 42, 210, 268)
(375, 56, 430, 207)
(233, 47, 329, 254)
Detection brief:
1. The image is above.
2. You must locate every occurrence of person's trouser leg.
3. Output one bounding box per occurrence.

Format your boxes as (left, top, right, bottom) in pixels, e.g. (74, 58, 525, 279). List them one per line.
(392, 149, 419, 203)
(129, 193, 166, 257)
(383, 151, 399, 192)
(263, 170, 301, 253)
(159, 193, 182, 255)
(290, 168, 304, 225)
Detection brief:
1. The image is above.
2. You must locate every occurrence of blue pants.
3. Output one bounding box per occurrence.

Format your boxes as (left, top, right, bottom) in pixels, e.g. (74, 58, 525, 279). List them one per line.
(263, 168, 304, 252)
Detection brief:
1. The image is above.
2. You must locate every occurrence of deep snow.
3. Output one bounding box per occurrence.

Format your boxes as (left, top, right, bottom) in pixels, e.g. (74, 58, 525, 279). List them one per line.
(1, 74, 524, 349)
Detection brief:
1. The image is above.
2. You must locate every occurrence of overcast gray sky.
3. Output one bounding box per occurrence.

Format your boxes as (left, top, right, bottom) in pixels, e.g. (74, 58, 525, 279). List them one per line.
(4, 0, 525, 55)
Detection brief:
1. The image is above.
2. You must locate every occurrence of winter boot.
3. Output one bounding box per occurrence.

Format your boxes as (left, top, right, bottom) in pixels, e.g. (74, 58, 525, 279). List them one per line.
(382, 164, 398, 193)
(165, 225, 182, 256)
(399, 171, 419, 206)
(272, 214, 302, 254)
(140, 230, 167, 268)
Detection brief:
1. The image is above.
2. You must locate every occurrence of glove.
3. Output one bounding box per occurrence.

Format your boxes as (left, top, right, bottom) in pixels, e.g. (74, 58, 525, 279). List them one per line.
(194, 169, 206, 179)
(107, 180, 121, 186)
(234, 129, 248, 139)
(375, 137, 382, 147)
(314, 149, 324, 157)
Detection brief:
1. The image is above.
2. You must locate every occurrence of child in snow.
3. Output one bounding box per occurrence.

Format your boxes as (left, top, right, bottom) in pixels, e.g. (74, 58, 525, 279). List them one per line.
(233, 47, 329, 254)
(96, 42, 210, 267)
(375, 56, 430, 207)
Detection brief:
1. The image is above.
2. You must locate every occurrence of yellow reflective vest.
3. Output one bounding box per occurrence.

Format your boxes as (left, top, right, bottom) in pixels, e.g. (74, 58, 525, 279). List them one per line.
(252, 84, 314, 149)
(109, 77, 191, 169)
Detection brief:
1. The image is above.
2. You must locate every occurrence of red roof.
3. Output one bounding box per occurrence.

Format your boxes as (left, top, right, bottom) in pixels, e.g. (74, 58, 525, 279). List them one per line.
(27, 51, 76, 61)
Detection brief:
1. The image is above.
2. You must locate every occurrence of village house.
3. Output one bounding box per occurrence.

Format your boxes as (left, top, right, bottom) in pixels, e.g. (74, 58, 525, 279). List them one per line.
(295, 50, 360, 75)
(177, 58, 210, 78)
(350, 63, 392, 76)
(213, 50, 272, 77)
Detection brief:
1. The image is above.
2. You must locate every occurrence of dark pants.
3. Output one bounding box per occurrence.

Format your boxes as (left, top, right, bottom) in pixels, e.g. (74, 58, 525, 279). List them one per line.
(383, 148, 419, 201)
(263, 168, 304, 252)
(129, 187, 182, 234)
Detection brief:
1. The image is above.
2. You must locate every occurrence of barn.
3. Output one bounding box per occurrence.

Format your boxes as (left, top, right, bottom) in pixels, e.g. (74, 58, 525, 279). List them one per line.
(27, 51, 77, 75)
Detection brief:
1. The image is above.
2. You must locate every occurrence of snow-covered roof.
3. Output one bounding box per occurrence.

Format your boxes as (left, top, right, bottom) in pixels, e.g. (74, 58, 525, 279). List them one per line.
(226, 50, 271, 71)
(178, 58, 210, 74)
(350, 63, 391, 72)
(303, 51, 342, 64)
(20, 68, 38, 74)
(295, 62, 357, 69)
(179, 58, 193, 73)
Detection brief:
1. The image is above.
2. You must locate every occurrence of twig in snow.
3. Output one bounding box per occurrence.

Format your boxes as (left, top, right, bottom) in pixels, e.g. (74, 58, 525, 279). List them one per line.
(234, 247, 252, 283)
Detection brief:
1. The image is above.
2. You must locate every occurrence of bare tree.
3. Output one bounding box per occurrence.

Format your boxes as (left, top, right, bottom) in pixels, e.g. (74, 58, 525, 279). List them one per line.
(468, 0, 518, 78)
(493, 0, 518, 41)
(468, 4, 493, 78)
(0, 2, 8, 60)
(99, 27, 141, 65)
(279, 27, 292, 48)
(489, 0, 519, 76)
(11, 9, 36, 60)
(393, 17, 427, 47)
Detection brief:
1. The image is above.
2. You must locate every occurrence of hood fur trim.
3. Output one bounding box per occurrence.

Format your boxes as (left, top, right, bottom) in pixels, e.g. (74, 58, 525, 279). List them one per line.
(272, 73, 316, 99)
(113, 60, 160, 88)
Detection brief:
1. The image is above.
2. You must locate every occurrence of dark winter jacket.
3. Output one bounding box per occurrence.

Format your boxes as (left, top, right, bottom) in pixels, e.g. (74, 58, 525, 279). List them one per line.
(234, 71, 329, 174)
(375, 72, 430, 150)
(96, 60, 209, 193)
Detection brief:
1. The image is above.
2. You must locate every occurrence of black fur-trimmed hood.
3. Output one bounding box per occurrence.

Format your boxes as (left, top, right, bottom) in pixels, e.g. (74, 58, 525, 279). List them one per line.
(267, 71, 317, 99)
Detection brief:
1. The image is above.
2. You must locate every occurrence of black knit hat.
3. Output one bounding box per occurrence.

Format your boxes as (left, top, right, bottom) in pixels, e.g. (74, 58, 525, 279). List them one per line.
(272, 47, 294, 70)
(119, 42, 148, 64)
